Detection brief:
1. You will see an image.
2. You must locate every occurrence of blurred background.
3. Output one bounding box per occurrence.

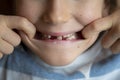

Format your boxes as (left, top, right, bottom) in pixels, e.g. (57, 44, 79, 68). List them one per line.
(0, 0, 14, 15)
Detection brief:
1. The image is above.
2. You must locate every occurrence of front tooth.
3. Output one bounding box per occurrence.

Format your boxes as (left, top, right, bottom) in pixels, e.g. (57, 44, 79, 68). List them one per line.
(67, 36, 76, 40)
(67, 33, 78, 40)
(43, 35, 51, 39)
(57, 36, 62, 40)
(48, 35, 51, 38)
(63, 34, 73, 38)
(44, 35, 48, 38)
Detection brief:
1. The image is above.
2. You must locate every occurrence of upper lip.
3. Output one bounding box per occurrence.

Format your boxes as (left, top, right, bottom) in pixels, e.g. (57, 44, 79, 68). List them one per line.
(35, 18, 84, 36)
(36, 30, 82, 36)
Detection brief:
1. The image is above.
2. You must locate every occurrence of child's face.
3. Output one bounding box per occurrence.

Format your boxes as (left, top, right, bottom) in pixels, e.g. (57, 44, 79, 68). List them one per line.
(15, 0, 105, 66)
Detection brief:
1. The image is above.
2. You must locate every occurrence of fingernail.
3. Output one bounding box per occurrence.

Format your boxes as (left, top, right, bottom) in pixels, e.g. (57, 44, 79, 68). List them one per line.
(103, 45, 108, 49)
(111, 50, 119, 54)
(101, 41, 109, 49)
(0, 54, 3, 59)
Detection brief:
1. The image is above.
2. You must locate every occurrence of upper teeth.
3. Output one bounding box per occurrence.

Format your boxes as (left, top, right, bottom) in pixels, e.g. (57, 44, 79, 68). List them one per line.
(63, 33, 73, 38)
(57, 36, 63, 40)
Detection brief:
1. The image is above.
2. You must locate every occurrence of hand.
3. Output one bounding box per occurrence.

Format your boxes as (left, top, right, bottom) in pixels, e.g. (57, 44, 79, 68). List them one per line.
(0, 15, 36, 58)
(82, 10, 120, 54)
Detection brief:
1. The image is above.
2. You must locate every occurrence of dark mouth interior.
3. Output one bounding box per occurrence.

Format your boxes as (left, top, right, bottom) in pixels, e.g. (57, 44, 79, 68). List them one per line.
(76, 31, 85, 39)
(34, 31, 84, 40)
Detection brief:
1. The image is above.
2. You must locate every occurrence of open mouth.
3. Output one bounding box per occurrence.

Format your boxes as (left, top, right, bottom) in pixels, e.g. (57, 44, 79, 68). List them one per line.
(34, 31, 85, 41)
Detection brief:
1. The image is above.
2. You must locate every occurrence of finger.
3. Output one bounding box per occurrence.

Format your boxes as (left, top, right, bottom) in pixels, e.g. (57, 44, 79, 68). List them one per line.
(110, 39, 120, 54)
(102, 26, 120, 48)
(1, 27, 21, 47)
(0, 38, 14, 54)
(82, 16, 113, 38)
(102, 25, 120, 48)
(3, 15, 36, 38)
(0, 53, 3, 59)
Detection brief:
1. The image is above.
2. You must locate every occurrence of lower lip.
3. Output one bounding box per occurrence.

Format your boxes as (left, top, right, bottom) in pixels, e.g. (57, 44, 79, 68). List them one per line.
(42, 39, 77, 42)
(33, 39, 84, 46)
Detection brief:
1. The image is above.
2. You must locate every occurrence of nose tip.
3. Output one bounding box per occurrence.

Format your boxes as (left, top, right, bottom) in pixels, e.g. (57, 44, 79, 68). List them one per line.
(42, 0, 71, 24)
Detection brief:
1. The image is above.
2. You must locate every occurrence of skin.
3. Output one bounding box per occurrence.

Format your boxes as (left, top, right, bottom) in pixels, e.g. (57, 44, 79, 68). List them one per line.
(0, 0, 119, 66)
(14, 0, 105, 66)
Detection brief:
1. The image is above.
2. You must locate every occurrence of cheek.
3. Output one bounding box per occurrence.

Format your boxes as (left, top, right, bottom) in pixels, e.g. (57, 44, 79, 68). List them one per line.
(15, 1, 46, 23)
(73, 2, 103, 26)
(74, 10, 102, 26)
(19, 8, 40, 23)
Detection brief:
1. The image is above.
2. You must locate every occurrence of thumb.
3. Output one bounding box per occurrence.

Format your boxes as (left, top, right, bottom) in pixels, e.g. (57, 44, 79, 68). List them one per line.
(82, 16, 113, 39)
(4, 15, 36, 38)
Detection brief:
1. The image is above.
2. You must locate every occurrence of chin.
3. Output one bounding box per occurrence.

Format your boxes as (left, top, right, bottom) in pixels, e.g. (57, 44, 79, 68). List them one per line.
(20, 31, 98, 66)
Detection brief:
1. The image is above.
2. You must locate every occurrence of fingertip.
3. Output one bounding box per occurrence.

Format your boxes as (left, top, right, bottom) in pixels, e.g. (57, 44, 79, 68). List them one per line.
(82, 25, 93, 39)
(27, 23, 36, 39)
(82, 30, 89, 39)
(16, 16, 36, 39)
(29, 28, 36, 39)
(111, 49, 118, 54)
(0, 53, 3, 59)
(101, 41, 109, 49)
